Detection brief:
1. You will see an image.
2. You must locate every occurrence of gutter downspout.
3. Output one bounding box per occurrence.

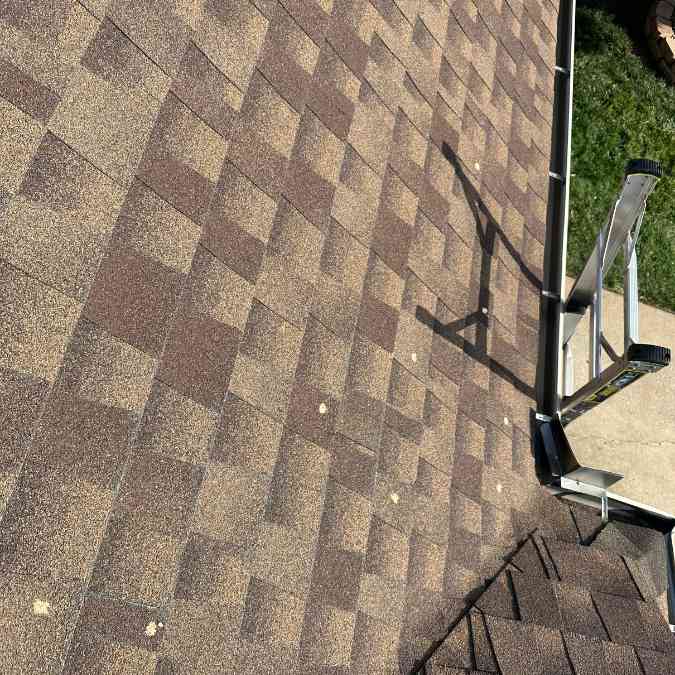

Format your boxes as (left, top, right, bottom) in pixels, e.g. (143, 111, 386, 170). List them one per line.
(537, 0, 576, 417)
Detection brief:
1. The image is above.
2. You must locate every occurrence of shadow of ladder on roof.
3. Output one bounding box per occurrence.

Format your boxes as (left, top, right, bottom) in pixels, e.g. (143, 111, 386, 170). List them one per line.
(407, 142, 552, 673)
(415, 142, 542, 402)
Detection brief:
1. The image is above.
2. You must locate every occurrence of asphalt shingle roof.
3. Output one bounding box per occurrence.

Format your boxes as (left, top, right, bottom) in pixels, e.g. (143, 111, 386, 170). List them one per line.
(1, 0, 672, 673)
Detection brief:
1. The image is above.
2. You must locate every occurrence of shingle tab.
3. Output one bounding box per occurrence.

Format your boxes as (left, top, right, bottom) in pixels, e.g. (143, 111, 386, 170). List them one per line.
(593, 591, 675, 654)
(565, 633, 643, 675)
(485, 615, 574, 675)
(545, 538, 643, 599)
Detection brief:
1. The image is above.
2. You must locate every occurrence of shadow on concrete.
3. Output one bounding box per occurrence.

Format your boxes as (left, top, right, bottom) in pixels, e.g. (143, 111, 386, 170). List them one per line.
(415, 142, 541, 401)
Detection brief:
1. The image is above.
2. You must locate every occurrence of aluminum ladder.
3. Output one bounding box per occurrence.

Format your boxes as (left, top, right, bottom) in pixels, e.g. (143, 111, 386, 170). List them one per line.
(560, 159, 670, 426)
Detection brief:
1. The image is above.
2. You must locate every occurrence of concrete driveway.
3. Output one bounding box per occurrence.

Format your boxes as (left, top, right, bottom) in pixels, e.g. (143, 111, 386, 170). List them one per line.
(565, 278, 675, 515)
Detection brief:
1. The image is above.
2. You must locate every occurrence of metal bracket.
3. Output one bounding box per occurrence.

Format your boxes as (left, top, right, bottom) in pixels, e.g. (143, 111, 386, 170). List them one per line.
(542, 290, 561, 301)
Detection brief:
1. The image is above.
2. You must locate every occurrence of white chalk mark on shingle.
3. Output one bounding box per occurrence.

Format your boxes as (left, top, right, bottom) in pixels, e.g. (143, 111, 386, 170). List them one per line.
(32, 599, 50, 616)
(319, 402, 328, 414)
(145, 621, 158, 637)
(390, 492, 399, 504)
(411, 352, 418, 363)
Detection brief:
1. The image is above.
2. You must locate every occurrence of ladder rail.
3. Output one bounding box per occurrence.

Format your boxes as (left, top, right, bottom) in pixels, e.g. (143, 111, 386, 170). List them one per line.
(562, 168, 659, 346)
(589, 227, 604, 380)
(624, 232, 639, 350)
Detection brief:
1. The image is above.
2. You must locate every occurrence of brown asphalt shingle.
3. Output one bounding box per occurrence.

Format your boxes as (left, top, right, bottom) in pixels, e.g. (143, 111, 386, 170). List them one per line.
(1, 0, 673, 673)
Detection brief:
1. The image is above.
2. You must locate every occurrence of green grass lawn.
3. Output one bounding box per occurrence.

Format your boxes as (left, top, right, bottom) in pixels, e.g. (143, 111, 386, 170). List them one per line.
(569, 6, 675, 311)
